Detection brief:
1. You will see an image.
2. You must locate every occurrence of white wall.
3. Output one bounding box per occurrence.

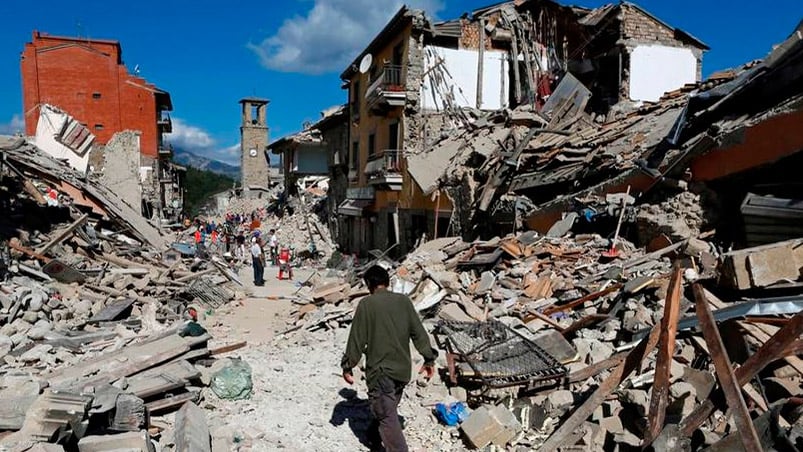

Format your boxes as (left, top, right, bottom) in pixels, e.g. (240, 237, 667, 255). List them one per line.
(33, 105, 95, 174)
(629, 45, 697, 102)
(421, 46, 509, 111)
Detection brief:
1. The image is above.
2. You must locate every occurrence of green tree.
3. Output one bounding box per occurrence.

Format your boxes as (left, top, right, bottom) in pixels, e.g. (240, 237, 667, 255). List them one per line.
(183, 167, 235, 215)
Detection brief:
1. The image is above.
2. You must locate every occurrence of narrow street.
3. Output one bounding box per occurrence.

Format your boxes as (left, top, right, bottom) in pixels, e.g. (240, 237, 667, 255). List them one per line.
(203, 262, 465, 451)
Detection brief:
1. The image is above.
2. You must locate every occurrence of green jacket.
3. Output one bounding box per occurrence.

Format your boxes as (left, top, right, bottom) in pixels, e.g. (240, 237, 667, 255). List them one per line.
(341, 288, 437, 389)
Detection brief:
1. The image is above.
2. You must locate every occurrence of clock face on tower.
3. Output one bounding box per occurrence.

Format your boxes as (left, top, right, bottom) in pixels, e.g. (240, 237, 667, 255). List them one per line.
(249, 148, 258, 157)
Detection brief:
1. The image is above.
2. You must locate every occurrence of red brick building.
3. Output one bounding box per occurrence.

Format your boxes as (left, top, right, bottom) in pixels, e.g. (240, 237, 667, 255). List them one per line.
(20, 31, 172, 158)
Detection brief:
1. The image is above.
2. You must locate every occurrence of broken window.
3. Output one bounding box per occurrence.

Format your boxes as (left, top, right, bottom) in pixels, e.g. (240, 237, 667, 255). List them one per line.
(92, 92, 101, 99)
(94, 124, 104, 130)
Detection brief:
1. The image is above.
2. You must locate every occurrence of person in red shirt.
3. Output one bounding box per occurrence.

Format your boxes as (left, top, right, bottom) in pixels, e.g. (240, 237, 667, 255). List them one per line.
(194, 229, 202, 244)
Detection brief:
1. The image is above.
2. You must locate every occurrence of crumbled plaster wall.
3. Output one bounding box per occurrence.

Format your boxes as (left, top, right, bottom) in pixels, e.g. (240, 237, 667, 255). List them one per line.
(100, 131, 142, 213)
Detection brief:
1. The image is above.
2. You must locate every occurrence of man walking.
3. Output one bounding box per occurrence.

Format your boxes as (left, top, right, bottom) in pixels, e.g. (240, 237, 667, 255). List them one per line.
(341, 265, 437, 452)
(250, 237, 265, 286)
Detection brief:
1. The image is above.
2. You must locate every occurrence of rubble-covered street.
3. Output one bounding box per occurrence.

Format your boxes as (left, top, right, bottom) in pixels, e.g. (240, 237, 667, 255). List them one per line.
(2, 1, 803, 451)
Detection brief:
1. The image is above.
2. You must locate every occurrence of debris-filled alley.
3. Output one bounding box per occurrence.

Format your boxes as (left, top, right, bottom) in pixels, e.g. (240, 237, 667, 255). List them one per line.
(2, 1, 803, 452)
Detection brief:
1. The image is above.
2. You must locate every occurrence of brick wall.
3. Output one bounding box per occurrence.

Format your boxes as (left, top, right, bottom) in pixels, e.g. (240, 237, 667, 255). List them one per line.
(620, 5, 704, 80)
(20, 33, 165, 157)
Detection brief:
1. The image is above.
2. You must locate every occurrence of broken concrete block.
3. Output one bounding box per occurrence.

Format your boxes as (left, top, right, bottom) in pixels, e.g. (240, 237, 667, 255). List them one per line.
(0, 374, 41, 429)
(546, 212, 578, 238)
(175, 402, 211, 452)
(438, 303, 473, 322)
(488, 404, 522, 446)
(599, 416, 624, 435)
(620, 389, 649, 417)
(682, 367, 715, 402)
(449, 386, 467, 403)
(27, 444, 65, 452)
(545, 389, 574, 416)
(652, 423, 691, 452)
(78, 430, 153, 452)
(476, 271, 496, 294)
(668, 382, 697, 419)
(460, 405, 500, 449)
(460, 404, 521, 449)
(0, 335, 13, 358)
(20, 344, 52, 363)
(720, 239, 803, 289)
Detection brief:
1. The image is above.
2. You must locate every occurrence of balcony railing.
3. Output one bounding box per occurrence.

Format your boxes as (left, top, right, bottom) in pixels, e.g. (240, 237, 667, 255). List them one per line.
(366, 65, 406, 110)
(157, 114, 172, 133)
(365, 150, 402, 178)
(158, 143, 174, 157)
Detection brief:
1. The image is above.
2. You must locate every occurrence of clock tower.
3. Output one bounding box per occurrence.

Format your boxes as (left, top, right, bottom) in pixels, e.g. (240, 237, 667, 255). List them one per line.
(239, 97, 270, 196)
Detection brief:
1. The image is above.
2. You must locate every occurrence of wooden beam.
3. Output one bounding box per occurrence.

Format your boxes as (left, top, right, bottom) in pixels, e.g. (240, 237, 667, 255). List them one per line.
(681, 310, 803, 435)
(643, 267, 683, 446)
(36, 213, 89, 255)
(566, 352, 627, 384)
(540, 323, 662, 451)
(210, 341, 247, 355)
(542, 284, 622, 316)
(145, 392, 198, 413)
(693, 284, 762, 451)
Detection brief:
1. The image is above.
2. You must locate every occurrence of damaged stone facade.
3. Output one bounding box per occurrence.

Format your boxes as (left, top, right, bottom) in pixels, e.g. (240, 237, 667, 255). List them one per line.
(337, 0, 707, 258)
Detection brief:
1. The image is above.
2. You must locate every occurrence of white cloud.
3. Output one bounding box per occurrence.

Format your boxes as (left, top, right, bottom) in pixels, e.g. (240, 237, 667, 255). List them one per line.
(248, 0, 445, 74)
(0, 114, 25, 135)
(168, 118, 240, 166)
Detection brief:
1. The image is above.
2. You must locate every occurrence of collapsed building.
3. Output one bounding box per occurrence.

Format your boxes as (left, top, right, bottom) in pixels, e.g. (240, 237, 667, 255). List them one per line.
(0, 134, 253, 450)
(335, 0, 708, 258)
(282, 21, 803, 451)
(20, 31, 185, 224)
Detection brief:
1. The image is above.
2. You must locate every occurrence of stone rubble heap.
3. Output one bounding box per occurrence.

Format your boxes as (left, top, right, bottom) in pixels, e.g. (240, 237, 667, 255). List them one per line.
(284, 190, 803, 450)
(0, 136, 250, 452)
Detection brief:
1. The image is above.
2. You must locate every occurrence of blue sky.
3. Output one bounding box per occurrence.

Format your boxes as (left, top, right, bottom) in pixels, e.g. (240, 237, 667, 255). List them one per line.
(0, 0, 800, 165)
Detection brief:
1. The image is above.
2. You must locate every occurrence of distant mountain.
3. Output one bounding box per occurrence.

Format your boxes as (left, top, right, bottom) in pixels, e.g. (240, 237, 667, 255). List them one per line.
(173, 148, 240, 179)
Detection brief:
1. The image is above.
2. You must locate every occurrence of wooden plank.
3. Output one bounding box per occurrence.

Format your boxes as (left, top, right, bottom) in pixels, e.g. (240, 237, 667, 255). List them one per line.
(145, 392, 198, 413)
(36, 213, 89, 255)
(681, 310, 803, 435)
(210, 341, 247, 355)
(542, 284, 622, 316)
(693, 284, 762, 451)
(566, 352, 627, 384)
(540, 323, 661, 451)
(643, 267, 683, 446)
(45, 334, 191, 390)
(126, 360, 200, 399)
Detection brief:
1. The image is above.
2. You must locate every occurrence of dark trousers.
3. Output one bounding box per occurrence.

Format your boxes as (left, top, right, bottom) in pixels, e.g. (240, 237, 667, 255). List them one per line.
(252, 258, 264, 285)
(367, 376, 408, 452)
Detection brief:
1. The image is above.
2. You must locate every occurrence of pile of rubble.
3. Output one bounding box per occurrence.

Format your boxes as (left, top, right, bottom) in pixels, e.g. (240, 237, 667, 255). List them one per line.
(0, 136, 249, 451)
(285, 219, 803, 449)
(205, 182, 335, 263)
(262, 24, 803, 452)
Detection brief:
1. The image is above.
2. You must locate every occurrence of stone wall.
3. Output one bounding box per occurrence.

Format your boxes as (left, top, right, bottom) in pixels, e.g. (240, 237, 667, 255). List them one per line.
(100, 131, 142, 213)
(240, 125, 270, 195)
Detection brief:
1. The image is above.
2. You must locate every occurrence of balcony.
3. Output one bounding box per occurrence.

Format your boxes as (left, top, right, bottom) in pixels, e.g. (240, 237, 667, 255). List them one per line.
(158, 143, 173, 158)
(157, 114, 172, 133)
(366, 65, 406, 113)
(364, 150, 403, 190)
